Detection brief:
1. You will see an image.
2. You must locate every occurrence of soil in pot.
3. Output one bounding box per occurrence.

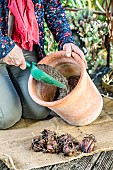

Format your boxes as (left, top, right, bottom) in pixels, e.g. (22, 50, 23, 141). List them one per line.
(53, 76, 80, 100)
(36, 64, 80, 100)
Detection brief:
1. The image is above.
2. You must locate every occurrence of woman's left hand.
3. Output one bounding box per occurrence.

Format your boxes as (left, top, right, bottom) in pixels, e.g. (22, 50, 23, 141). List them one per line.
(63, 43, 87, 68)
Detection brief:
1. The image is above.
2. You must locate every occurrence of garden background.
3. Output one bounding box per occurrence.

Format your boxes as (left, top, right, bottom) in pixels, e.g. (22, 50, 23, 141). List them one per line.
(44, 0, 113, 79)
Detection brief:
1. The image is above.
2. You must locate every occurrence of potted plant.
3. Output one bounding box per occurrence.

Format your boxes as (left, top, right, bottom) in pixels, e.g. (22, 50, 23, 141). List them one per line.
(28, 51, 103, 126)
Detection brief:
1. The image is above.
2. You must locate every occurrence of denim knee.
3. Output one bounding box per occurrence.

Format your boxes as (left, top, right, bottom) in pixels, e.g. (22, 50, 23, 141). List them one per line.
(0, 106, 22, 129)
(22, 99, 50, 120)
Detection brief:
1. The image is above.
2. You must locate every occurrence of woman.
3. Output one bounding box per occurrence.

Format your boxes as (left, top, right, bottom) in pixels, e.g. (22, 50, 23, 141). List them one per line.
(0, 0, 86, 129)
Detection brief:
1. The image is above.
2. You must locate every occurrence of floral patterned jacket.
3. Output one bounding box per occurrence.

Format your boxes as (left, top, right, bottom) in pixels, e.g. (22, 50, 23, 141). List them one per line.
(0, 0, 75, 59)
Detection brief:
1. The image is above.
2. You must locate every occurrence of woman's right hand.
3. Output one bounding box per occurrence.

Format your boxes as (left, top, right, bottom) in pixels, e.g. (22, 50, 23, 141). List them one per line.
(2, 45, 26, 70)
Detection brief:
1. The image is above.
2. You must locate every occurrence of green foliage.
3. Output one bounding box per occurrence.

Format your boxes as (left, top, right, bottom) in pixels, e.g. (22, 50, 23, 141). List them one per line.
(44, 22, 58, 55)
(44, 0, 112, 74)
(68, 9, 108, 73)
(62, 0, 87, 8)
(44, 0, 89, 56)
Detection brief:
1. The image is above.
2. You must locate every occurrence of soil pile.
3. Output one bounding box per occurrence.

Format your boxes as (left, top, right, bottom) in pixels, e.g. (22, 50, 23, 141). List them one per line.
(53, 76, 80, 100)
(36, 64, 68, 87)
(37, 64, 80, 100)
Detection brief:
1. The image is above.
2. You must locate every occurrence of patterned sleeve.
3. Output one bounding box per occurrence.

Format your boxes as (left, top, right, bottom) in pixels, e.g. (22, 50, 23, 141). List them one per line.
(0, 30, 15, 59)
(44, 0, 76, 50)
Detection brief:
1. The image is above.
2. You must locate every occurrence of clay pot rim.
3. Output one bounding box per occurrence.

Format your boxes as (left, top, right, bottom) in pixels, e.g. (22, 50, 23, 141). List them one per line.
(28, 51, 86, 107)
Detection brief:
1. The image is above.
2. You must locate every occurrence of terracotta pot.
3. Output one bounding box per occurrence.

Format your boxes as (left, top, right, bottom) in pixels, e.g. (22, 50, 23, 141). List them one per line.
(28, 51, 103, 126)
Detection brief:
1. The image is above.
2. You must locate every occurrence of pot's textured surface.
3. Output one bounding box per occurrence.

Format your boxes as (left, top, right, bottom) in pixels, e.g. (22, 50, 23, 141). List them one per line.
(28, 51, 103, 126)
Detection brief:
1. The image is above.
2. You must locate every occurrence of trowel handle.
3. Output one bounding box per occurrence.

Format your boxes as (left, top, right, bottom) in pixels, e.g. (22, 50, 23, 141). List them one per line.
(25, 60, 67, 89)
(26, 61, 32, 68)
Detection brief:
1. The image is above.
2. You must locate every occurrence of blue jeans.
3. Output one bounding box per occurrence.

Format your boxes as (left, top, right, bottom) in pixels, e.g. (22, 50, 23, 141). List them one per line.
(0, 49, 50, 129)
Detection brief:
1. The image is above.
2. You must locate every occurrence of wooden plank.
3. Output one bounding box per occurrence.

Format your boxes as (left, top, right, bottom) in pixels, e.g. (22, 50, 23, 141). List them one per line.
(0, 160, 9, 170)
(91, 151, 113, 170)
(83, 152, 101, 170)
(101, 151, 113, 170)
(109, 162, 113, 170)
(70, 155, 93, 170)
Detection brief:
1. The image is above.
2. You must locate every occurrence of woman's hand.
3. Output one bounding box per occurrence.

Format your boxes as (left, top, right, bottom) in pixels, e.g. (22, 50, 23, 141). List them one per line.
(63, 43, 87, 67)
(2, 45, 26, 70)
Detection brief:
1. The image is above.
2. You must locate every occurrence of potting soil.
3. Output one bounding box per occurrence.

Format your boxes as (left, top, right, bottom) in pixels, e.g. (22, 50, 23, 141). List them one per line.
(37, 64, 80, 100)
(36, 64, 68, 87)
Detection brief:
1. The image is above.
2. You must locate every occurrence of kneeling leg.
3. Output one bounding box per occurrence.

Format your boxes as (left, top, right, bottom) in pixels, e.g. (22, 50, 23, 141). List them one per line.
(0, 64, 22, 129)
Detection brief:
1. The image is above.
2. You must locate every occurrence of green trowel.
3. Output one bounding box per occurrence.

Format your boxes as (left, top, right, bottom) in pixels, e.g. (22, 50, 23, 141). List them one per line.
(26, 61, 67, 89)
